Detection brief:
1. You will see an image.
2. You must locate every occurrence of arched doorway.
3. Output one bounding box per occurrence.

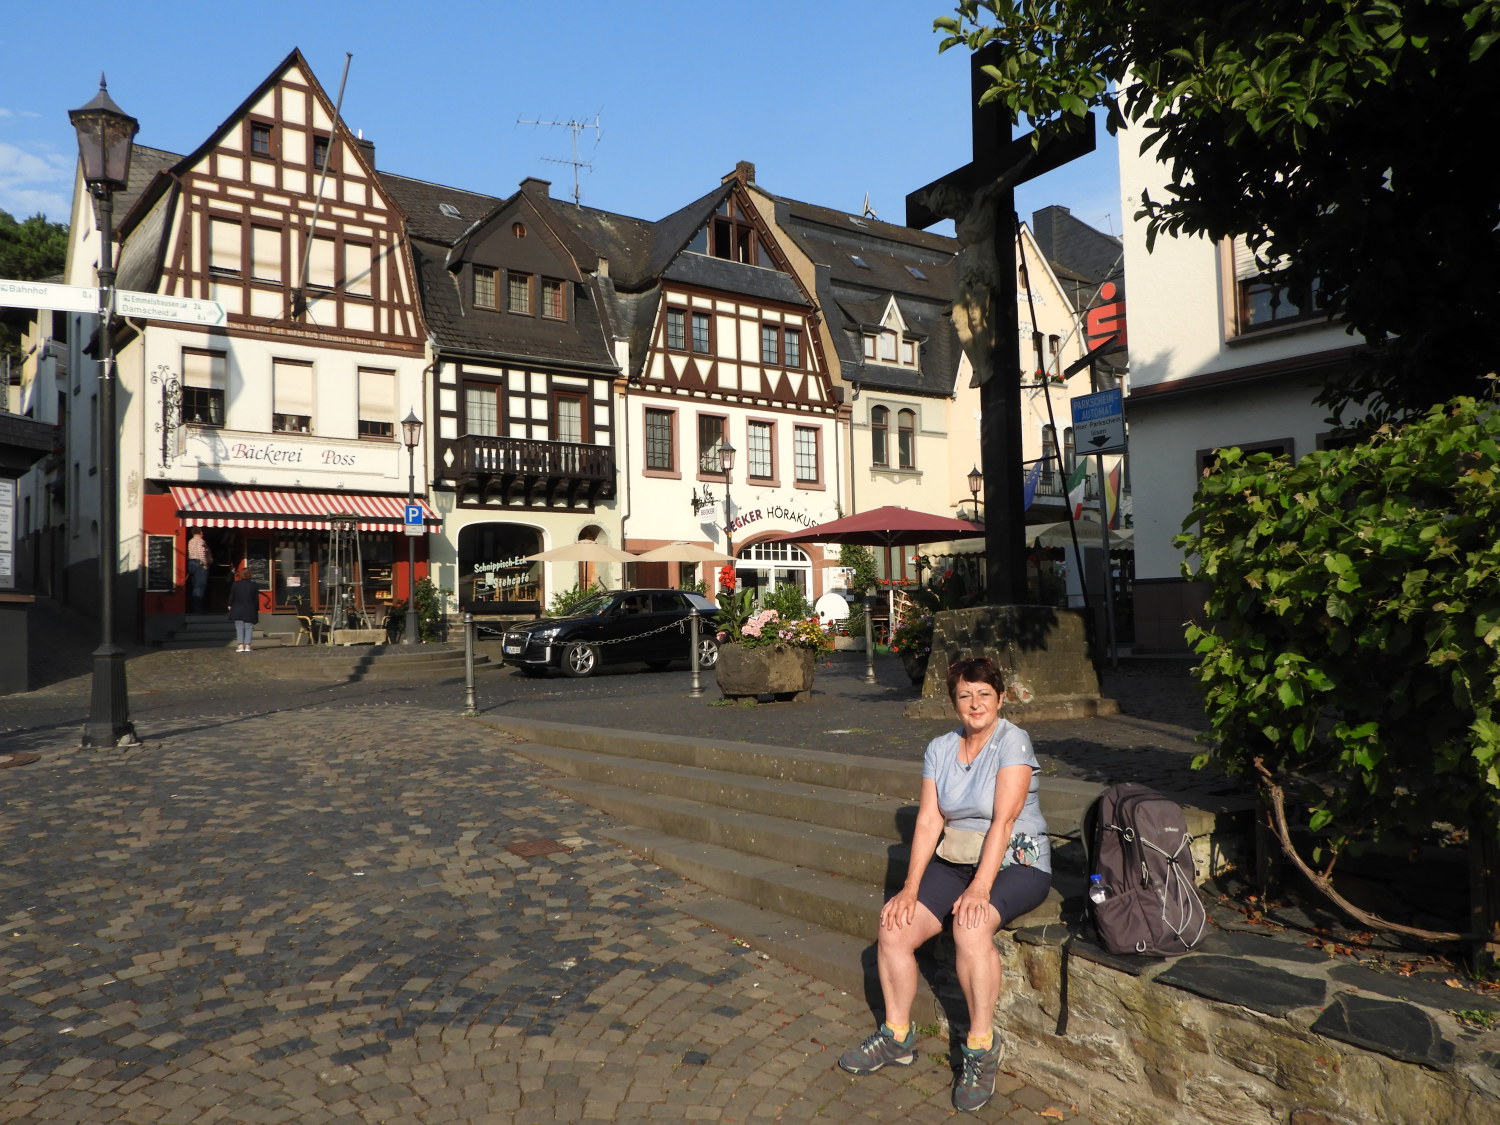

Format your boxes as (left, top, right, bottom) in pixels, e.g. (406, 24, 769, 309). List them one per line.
(736, 539, 813, 603)
(458, 522, 542, 614)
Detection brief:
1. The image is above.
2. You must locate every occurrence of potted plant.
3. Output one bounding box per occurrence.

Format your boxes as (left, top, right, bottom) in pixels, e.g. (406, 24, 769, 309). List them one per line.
(888, 612, 936, 685)
(714, 585, 833, 702)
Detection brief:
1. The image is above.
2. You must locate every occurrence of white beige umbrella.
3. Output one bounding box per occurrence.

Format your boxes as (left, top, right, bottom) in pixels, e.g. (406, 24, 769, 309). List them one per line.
(1027, 520, 1133, 550)
(631, 541, 734, 564)
(525, 540, 638, 563)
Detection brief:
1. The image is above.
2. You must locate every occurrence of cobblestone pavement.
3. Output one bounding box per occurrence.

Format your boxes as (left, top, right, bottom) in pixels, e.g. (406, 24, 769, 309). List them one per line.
(3, 701, 1095, 1123)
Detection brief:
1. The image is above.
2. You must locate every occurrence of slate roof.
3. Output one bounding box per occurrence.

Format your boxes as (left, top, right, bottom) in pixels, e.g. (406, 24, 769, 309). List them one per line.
(769, 194, 962, 398)
(1030, 205, 1124, 302)
(377, 172, 503, 246)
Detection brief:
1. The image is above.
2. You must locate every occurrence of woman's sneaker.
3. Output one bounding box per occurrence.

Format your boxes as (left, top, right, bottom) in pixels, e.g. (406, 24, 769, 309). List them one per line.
(837, 1025, 916, 1074)
(952, 1040, 1004, 1112)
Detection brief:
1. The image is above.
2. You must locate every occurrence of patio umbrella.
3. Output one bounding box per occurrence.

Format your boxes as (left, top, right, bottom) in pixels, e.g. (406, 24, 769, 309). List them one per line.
(1027, 520, 1133, 550)
(525, 540, 638, 563)
(766, 505, 985, 549)
(631, 541, 734, 564)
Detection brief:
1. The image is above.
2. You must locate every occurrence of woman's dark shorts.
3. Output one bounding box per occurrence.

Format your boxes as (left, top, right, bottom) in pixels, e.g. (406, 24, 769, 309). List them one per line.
(915, 858, 1051, 926)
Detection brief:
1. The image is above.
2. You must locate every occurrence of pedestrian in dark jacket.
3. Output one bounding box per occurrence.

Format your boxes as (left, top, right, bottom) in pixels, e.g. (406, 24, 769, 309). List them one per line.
(227, 568, 260, 653)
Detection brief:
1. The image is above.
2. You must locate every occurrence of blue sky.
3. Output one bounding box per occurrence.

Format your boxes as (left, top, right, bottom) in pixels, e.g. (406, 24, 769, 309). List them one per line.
(1, 0, 1121, 239)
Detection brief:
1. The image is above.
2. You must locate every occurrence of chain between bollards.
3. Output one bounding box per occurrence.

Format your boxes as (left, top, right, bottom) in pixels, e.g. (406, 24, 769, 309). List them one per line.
(688, 607, 704, 698)
(462, 611, 477, 715)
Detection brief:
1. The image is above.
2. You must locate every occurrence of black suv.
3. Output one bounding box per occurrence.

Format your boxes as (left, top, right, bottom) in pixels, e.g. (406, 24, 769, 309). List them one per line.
(500, 589, 720, 678)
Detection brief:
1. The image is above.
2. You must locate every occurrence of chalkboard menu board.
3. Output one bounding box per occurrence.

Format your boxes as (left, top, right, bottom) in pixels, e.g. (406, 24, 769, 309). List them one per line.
(245, 540, 271, 588)
(146, 535, 175, 593)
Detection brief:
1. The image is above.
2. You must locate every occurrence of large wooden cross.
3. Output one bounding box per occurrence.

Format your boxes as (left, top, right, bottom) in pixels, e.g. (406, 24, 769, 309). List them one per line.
(907, 45, 1094, 604)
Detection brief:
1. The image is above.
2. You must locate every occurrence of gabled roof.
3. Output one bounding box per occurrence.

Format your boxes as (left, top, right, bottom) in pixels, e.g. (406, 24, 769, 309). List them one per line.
(768, 192, 962, 398)
(392, 178, 619, 373)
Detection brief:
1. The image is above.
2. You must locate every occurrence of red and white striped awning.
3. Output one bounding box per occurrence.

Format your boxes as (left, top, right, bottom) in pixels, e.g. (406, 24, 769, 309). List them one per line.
(168, 485, 440, 532)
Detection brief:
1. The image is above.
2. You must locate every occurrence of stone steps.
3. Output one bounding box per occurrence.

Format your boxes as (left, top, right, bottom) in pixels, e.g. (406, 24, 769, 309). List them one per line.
(477, 713, 1500, 1125)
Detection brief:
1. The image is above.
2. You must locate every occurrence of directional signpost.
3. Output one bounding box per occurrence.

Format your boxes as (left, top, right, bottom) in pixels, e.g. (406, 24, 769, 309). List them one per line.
(0, 279, 226, 327)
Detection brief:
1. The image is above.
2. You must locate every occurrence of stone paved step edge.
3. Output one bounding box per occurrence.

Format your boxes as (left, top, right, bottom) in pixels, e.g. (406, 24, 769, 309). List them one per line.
(480, 713, 1103, 807)
(592, 824, 1067, 942)
(485, 715, 1243, 875)
(510, 740, 1092, 848)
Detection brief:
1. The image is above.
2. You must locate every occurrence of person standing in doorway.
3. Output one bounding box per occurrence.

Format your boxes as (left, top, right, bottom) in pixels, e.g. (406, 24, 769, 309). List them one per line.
(187, 530, 212, 614)
(227, 567, 260, 653)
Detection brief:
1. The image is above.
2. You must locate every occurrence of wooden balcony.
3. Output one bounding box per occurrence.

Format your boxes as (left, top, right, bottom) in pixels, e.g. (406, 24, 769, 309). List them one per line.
(448, 434, 616, 508)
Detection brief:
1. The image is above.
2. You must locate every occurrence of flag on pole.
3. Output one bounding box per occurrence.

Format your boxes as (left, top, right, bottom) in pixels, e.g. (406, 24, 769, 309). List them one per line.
(1066, 463, 1089, 520)
(1104, 463, 1123, 528)
(1022, 461, 1043, 510)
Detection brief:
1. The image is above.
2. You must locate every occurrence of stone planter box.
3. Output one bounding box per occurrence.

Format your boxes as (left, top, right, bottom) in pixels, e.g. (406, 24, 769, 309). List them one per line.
(715, 644, 815, 702)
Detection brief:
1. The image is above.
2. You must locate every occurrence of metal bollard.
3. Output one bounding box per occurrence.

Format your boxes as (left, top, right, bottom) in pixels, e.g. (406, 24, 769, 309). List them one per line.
(462, 611, 477, 715)
(863, 592, 877, 685)
(688, 607, 703, 698)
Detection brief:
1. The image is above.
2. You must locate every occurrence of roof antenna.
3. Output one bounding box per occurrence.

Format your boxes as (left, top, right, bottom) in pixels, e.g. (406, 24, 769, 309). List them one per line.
(861, 192, 878, 221)
(516, 111, 602, 205)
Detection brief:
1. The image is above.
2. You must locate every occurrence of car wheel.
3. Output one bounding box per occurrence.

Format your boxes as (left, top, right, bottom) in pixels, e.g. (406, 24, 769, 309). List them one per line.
(696, 637, 719, 669)
(561, 642, 600, 678)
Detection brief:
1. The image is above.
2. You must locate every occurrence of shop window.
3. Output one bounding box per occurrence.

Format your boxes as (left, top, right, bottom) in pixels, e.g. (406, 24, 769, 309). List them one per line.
(358, 368, 396, 439)
(272, 359, 314, 433)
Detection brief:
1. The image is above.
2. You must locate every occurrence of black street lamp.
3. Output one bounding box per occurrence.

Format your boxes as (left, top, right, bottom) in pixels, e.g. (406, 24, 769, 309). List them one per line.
(718, 438, 737, 557)
(968, 464, 984, 521)
(72, 76, 138, 749)
(402, 409, 424, 645)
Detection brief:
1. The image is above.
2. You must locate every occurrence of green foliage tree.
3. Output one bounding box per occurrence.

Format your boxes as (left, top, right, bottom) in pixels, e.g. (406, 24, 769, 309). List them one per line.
(936, 1, 1500, 420)
(838, 543, 879, 635)
(0, 208, 70, 370)
(1177, 397, 1500, 944)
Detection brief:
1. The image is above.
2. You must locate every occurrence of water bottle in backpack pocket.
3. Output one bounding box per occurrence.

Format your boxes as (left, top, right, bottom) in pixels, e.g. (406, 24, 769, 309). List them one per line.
(1083, 782, 1209, 956)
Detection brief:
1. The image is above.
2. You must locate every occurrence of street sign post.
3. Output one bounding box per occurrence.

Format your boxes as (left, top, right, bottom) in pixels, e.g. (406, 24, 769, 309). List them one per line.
(1071, 388, 1126, 455)
(0, 279, 98, 314)
(403, 504, 425, 538)
(0, 278, 226, 326)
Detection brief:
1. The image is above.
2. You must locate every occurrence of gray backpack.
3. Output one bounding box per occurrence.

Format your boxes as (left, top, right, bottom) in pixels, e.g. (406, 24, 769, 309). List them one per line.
(1084, 782, 1208, 956)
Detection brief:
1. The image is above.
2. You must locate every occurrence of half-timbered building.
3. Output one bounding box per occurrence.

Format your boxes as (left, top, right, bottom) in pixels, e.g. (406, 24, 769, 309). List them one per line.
(586, 163, 845, 600)
(101, 50, 432, 640)
(379, 172, 624, 615)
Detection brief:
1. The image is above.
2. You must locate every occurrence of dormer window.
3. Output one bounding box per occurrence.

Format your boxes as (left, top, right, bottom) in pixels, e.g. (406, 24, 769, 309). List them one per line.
(541, 278, 565, 321)
(688, 197, 764, 265)
(474, 266, 498, 309)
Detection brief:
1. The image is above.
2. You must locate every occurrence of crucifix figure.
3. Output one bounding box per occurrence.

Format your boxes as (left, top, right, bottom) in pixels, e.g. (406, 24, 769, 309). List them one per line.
(907, 45, 1094, 603)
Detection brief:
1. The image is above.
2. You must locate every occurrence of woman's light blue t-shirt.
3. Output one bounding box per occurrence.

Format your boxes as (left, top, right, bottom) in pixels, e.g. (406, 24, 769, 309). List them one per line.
(922, 718, 1051, 874)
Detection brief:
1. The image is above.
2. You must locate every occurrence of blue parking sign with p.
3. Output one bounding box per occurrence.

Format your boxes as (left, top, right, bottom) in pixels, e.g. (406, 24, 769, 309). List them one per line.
(404, 504, 424, 525)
